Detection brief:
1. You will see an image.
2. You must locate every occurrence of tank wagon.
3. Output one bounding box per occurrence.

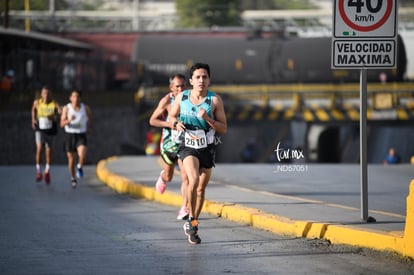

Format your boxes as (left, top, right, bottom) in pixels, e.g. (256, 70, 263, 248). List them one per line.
(132, 34, 407, 85)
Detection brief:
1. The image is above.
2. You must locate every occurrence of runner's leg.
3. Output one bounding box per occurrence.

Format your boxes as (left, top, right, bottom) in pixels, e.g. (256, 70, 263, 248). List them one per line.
(67, 152, 76, 179)
(195, 168, 212, 219)
(182, 155, 200, 219)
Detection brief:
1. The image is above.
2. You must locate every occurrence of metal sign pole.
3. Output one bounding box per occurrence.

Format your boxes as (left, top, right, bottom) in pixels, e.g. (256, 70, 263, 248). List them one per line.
(333, 0, 395, 223)
(360, 68, 368, 221)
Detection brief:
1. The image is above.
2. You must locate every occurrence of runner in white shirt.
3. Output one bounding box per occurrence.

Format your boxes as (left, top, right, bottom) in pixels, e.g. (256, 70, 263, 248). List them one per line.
(60, 90, 91, 188)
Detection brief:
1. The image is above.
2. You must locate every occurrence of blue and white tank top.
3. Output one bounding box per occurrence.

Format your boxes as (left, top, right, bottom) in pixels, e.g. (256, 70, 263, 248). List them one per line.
(179, 90, 214, 131)
(179, 90, 216, 149)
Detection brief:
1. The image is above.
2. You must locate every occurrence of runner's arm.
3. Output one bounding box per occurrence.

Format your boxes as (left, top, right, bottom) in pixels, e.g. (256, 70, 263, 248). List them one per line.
(60, 106, 70, 128)
(149, 95, 170, 128)
(208, 94, 227, 135)
(86, 105, 92, 133)
(169, 93, 184, 130)
(31, 100, 38, 130)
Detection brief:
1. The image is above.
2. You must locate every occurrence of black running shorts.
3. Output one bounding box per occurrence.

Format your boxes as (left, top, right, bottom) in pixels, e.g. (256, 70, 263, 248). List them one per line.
(35, 130, 56, 148)
(64, 132, 87, 152)
(178, 144, 216, 169)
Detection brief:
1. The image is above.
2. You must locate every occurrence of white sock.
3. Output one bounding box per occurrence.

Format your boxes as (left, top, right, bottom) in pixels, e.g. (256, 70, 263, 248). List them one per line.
(36, 164, 40, 172)
(45, 164, 50, 173)
(77, 164, 82, 169)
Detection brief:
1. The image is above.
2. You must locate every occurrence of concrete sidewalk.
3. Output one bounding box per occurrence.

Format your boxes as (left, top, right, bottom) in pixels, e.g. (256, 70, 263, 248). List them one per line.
(96, 156, 414, 258)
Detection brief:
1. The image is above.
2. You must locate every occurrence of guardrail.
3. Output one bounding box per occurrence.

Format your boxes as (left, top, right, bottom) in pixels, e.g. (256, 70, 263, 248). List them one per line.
(216, 83, 414, 109)
(137, 82, 414, 110)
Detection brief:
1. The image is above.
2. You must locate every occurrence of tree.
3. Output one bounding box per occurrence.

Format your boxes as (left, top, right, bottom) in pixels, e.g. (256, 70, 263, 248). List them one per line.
(176, 0, 242, 28)
(242, 0, 313, 10)
(240, 0, 277, 10)
(175, 0, 313, 28)
(7, 0, 68, 10)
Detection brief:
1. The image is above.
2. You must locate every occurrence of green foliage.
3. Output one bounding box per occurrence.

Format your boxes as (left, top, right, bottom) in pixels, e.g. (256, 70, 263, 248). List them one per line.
(8, 0, 68, 10)
(240, 0, 277, 10)
(273, 0, 313, 10)
(175, 0, 313, 28)
(176, 0, 242, 28)
(401, 0, 414, 7)
(82, 0, 105, 11)
(239, 0, 312, 10)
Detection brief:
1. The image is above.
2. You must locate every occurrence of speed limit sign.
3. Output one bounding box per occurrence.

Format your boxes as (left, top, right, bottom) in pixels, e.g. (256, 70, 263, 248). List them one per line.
(332, 0, 397, 68)
(334, 0, 397, 38)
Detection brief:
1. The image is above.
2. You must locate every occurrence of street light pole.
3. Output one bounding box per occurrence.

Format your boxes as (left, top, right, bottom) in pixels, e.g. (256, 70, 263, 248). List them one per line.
(2, 0, 9, 28)
(24, 0, 30, 32)
(49, 0, 56, 31)
(132, 0, 140, 30)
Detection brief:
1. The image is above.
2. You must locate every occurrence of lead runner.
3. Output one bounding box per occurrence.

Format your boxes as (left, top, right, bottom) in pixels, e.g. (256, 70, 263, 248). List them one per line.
(168, 63, 227, 244)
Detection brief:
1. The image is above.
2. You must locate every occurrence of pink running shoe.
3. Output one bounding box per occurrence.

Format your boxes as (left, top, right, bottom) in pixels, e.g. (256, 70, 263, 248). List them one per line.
(155, 171, 167, 194)
(177, 206, 189, 220)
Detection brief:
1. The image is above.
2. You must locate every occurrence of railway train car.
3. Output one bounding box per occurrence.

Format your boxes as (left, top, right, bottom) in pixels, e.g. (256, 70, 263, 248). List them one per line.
(132, 33, 407, 85)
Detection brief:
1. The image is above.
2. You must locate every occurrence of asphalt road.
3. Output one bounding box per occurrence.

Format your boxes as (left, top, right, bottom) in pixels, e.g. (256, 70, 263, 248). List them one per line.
(1, 166, 413, 275)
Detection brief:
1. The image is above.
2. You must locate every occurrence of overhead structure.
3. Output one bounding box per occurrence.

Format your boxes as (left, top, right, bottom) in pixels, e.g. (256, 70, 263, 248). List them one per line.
(0, 27, 92, 51)
(0, 27, 93, 93)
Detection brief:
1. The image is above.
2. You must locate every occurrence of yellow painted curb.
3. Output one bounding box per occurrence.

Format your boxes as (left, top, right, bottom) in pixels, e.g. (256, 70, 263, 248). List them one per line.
(96, 157, 414, 259)
(324, 225, 404, 253)
(96, 157, 182, 208)
(403, 180, 414, 257)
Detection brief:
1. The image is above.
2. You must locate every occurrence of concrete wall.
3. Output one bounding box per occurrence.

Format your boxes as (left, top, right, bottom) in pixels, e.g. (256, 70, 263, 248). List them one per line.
(0, 106, 146, 165)
(0, 107, 294, 165)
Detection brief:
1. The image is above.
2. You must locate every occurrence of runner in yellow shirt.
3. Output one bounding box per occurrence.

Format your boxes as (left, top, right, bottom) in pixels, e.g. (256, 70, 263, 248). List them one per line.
(31, 86, 61, 184)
